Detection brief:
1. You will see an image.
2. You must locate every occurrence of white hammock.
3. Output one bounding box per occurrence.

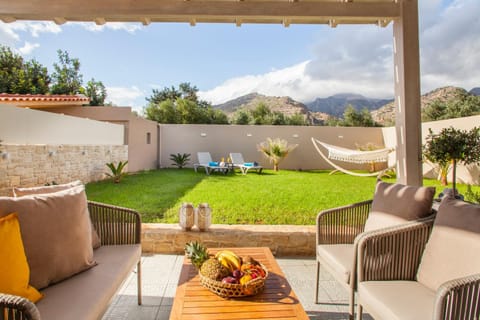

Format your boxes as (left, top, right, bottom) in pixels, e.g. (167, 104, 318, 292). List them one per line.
(311, 137, 394, 177)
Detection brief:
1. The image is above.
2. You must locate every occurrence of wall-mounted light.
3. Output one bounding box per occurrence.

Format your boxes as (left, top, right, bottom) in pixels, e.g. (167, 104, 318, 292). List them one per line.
(200, 133, 207, 137)
(48, 150, 56, 156)
(246, 133, 252, 137)
(292, 134, 299, 138)
(338, 135, 344, 139)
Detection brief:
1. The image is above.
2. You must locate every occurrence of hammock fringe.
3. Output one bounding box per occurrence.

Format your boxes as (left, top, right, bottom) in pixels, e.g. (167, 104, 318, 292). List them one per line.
(311, 137, 395, 178)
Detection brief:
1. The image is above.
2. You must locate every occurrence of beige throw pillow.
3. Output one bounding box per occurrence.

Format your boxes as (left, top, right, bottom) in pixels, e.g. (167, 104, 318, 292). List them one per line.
(416, 195, 480, 291)
(12, 181, 101, 249)
(12, 180, 83, 197)
(0, 186, 97, 289)
(364, 180, 435, 232)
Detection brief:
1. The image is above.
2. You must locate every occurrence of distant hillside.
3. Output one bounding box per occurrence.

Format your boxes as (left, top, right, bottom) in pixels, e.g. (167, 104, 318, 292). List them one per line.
(371, 86, 469, 126)
(470, 87, 480, 96)
(306, 93, 393, 117)
(214, 93, 327, 125)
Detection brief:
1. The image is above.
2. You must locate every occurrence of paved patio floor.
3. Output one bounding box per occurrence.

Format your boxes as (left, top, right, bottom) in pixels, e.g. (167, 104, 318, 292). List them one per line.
(103, 254, 372, 320)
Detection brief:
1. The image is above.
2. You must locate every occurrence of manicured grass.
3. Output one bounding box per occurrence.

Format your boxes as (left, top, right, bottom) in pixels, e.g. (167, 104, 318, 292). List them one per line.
(85, 168, 480, 225)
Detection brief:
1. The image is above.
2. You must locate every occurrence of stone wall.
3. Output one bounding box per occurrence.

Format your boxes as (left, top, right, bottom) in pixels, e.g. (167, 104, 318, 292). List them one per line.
(0, 144, 128, 196)
(142, 224, 316, 256)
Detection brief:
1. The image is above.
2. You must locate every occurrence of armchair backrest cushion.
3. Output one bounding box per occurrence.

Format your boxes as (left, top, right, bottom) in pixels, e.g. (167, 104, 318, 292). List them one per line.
(416, 195, 480, 291)
(364, 181, 435, 232)
(0, 186, 96, 289)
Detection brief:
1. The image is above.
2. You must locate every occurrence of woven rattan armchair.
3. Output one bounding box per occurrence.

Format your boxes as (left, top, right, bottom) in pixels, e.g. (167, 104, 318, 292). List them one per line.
(315, 200, 372, 319)
(356, 197, 480, 320)
(0, 201, 142, 320)
(315, 181, 436, 320)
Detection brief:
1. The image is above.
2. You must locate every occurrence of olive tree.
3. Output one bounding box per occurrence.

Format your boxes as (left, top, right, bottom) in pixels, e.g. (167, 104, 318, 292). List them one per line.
(423, 126, 480, 196)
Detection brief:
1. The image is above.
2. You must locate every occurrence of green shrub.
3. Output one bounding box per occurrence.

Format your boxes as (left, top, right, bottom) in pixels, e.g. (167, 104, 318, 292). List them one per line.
(170, 153, 191, 169)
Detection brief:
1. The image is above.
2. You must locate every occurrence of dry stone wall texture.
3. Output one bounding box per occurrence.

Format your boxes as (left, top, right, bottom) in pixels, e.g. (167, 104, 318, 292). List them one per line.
(0, 144, 128, 196)
(142, 223, 316, 256)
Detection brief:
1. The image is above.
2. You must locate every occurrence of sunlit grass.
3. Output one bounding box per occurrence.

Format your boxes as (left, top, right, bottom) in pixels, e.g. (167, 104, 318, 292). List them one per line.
(85, 168, 479, 225)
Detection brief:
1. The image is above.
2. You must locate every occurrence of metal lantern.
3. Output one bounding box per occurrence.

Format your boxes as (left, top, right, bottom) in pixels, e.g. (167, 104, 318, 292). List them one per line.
(195, 203, 211, 231)
(179, 202, 195, 231)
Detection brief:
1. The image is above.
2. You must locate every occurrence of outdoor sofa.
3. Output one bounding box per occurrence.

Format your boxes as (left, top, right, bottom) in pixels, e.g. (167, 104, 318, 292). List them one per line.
(0, 182, 142, 320)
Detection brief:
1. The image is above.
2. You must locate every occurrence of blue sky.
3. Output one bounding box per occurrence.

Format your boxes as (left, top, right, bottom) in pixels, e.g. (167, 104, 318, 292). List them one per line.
(0, 0, 479, 112)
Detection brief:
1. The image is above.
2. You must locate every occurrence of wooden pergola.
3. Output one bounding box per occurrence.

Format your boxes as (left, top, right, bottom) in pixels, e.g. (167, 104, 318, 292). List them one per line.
(0, 0, 422, 185)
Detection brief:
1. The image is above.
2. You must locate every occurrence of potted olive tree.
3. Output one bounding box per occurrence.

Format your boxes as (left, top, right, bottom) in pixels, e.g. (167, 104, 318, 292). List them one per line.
(423, 126, 480, 198)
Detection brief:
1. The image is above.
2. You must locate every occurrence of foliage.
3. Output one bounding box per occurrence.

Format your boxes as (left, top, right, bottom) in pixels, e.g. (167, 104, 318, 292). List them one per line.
(144, 83, 228, 124)
(325, 105, 378, 127)
(423, 127, 480, 194)
(85, 78, 107, 106)
(465, 185, 480, 204)
(85, 169, 480, 224)
(422, 90, 480, 122)
(231, 103, 308, 126)
(50, 50, 84, 95)
(0, 45, 50, 94)
(257, 137, 298, 171)
(105, 161, 129, 183)
(170, 153, 191, 169)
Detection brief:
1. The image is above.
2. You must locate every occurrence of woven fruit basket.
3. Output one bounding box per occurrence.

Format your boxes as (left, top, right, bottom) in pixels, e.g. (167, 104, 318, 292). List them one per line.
(199, 263, 268, 298)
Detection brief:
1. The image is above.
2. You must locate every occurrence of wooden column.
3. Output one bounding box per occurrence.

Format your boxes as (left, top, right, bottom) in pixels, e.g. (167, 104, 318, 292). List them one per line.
(392, 0, 422, 186)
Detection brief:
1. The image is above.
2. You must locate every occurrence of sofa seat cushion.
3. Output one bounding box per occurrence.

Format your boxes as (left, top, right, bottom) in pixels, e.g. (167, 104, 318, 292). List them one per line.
(364, 180, 435, 232)
(37, 244, 141, 320)
(416, 195, 480, 291)
(317, 244, 354, 284)
(358, 281, 435, 320)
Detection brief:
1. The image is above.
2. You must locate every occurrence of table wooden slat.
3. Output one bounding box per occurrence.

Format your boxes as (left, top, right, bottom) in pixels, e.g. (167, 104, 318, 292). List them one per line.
(170, 247, 309, 320)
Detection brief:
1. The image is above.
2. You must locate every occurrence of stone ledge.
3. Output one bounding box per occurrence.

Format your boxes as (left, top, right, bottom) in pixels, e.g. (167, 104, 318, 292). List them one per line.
(141, 223, 316, 257)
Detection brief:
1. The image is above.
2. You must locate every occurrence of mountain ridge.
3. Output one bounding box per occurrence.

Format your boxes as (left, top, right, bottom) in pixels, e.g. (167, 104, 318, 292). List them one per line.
(213, 85, 478, 126)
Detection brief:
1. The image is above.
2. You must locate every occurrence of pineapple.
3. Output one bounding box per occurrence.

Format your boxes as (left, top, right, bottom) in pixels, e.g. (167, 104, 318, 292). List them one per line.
(200, 258, 230, 281)
(184, 241, 209, 269)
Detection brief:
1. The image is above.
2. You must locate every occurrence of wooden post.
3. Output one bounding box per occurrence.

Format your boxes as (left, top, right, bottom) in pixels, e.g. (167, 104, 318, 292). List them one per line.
(392, 0, 422, 186)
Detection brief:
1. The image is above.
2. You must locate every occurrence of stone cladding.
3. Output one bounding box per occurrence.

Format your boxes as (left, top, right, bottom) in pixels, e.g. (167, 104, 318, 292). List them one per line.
(0, 144, 128, 196)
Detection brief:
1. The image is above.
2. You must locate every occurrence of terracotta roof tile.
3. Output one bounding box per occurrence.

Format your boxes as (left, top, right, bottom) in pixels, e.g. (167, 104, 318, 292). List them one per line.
(0, 93, 90, 102)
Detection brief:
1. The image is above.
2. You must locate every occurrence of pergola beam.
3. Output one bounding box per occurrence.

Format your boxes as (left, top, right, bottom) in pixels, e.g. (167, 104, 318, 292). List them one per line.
(0, 0, 400, 25)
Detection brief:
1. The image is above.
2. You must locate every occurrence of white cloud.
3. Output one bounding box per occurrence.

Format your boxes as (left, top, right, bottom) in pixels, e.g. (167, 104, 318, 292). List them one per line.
(199, 60, 393, 105)
(18, 41, 40, 55)
(420, 0, 480, 92)
(75, 22, 141, 34)
(5, 21, 62, 38)
(199, 0, 480, 104)
(106, 86, 146, 111)
(0, 21, 61, 53)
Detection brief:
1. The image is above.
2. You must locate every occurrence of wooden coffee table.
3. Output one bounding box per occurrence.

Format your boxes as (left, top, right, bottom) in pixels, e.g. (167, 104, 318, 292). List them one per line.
(170, 247, 309, 319)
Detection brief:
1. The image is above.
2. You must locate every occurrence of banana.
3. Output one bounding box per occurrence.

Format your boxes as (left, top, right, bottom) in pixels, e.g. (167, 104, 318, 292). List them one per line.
(218, 255, 237, 272)
(215, 250, 241, 271)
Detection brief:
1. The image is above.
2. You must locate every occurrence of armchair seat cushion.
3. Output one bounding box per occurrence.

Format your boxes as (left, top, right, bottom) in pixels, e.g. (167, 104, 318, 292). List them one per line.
(358, 281, 435, 320)
(317, 244, 354, 284)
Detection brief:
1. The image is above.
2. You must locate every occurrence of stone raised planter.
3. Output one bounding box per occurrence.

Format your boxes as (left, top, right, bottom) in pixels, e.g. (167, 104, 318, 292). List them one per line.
(142, 223, 316, 256)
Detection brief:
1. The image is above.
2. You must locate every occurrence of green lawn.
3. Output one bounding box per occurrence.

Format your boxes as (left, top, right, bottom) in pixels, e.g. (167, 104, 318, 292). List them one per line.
(85, 168, 479, 225)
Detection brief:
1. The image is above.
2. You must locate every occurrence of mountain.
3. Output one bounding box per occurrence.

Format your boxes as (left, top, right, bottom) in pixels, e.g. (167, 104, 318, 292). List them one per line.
(371, 86, 469, 126)
(305, 93, 393, 117)
(470, 87, 480, 96)
(214, 93, 328, 124)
